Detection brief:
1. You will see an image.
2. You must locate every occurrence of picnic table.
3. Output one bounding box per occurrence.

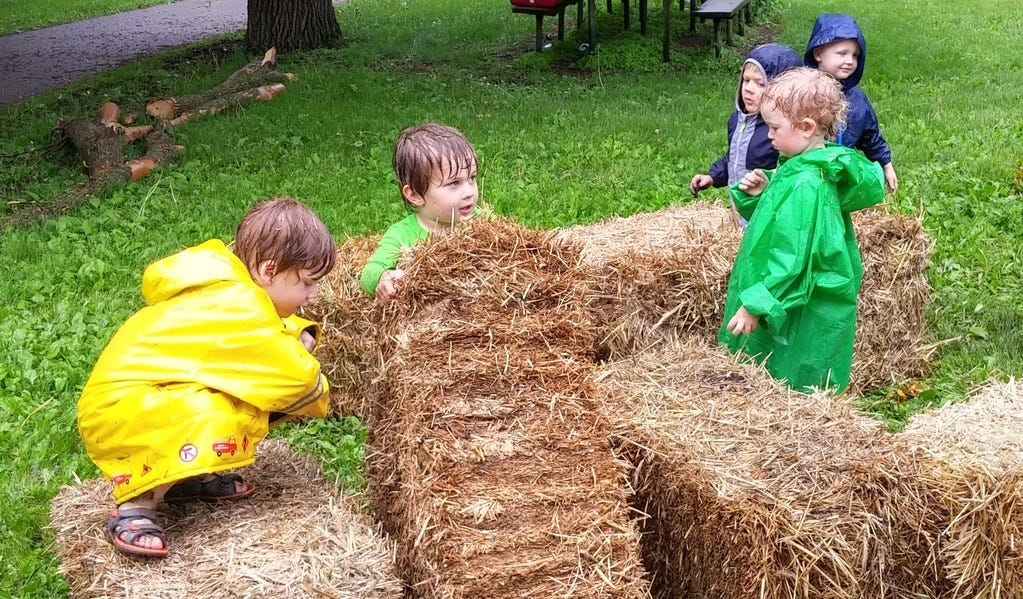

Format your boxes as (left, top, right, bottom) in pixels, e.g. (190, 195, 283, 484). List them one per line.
(514, 0, 751, 61)
(580, 0, 678, 61)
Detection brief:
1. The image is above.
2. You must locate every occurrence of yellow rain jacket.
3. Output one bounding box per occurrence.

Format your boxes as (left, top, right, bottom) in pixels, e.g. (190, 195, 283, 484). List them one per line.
(77, 239, 329, 503)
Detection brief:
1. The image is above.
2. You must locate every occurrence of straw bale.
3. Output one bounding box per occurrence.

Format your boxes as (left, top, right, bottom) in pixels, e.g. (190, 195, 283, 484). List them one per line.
(560, 202, 933, 392)
(557, 202, 740, 357)
(301, 234, 381, 419)
(901, 379, 1023, 598)
(852, 209, 935, 390)
(50, 439, 403, 599)
(903, 378, 1023, 475)
(600, 340, 951, 599)
(366, 217, 650, 598)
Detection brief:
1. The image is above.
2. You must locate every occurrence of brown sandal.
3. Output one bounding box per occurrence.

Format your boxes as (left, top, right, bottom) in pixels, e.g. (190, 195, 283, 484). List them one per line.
(105, 507, 168, 558)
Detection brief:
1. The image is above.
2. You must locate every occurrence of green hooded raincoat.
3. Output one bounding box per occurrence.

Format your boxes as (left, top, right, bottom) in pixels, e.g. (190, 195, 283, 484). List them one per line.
(718, 144, 884, 393)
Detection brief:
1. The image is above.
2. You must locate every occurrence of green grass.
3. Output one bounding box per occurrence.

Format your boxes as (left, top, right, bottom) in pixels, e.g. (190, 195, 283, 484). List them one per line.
(1, 0, 1021, 595)
(0, 0, 175, 33)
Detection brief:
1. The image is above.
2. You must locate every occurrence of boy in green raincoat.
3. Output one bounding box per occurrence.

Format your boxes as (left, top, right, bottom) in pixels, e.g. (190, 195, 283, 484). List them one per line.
(77, 197, 336, 557)
(719, 67, 885, 393)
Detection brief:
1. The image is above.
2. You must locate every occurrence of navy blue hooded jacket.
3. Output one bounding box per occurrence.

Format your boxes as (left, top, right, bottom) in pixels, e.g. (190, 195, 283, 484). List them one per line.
(707, 43, 803, 188)
(804, 13, 892, 166)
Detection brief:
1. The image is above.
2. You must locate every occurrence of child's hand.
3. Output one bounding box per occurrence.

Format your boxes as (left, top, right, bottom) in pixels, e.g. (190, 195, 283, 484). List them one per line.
(299, 330, 316, 352)
(375, 269, 405, 304)
(737, 169, 768, 196)
(883, 163, 898, 195)
(726, 306, 759, 335)
(690, 174, 713, 196)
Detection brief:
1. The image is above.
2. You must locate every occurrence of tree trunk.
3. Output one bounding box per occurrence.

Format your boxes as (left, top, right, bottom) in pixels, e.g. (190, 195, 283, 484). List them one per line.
(246, 0, 342, 53)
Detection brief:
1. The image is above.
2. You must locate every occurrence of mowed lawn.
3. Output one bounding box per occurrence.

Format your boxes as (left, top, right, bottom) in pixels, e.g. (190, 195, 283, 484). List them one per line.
(1, 0, 1022, 596)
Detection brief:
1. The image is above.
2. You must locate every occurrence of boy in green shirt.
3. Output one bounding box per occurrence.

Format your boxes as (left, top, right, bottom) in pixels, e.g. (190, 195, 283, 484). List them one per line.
(360, 122, 481, 303)
(719, 68, 884, 393)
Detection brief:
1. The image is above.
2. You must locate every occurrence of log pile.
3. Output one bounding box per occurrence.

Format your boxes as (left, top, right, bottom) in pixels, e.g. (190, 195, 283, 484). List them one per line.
(2, 49, 292, 230)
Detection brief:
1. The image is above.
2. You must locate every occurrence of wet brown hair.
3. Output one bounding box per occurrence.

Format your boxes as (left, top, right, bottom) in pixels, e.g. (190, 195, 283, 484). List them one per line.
(763, 67, 848, 139)
(393, 122, 478, 211)
(234, 197, 336, 279)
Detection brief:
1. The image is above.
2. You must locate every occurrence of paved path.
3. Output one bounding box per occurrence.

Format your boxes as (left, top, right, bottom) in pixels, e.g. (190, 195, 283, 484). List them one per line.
(0, 0, 249, 108)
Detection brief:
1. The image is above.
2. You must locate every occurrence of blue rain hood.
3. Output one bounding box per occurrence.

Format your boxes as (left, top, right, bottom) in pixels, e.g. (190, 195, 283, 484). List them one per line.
(804, 13, 867, 90)
(737, 43, 802, 112)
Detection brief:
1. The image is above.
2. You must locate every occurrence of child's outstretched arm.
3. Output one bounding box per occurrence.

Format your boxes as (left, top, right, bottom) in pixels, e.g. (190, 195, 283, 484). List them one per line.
(360, 240, 400, 297)
(690, 173, 715, 196)
(374, 269, 405, 304)
(199, 311, 330, 418)
(360, 216, 428, 300)
(729, 168, 775, 223)
(282, 314, 318, 351)
(853, 98, 896, 193)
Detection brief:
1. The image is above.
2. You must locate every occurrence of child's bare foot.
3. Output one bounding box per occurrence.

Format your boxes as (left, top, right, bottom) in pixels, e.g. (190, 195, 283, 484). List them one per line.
(106, 507, 168, 557)
(164, 473, 255, 503)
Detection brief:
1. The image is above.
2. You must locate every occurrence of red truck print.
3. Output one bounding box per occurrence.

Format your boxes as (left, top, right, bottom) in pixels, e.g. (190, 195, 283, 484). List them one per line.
(213, 436, 237, 457)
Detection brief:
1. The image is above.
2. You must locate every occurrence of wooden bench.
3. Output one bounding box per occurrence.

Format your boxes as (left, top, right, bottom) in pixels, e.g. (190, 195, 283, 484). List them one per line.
(692, 0, 753, 57)
(510, 0, 583, 52)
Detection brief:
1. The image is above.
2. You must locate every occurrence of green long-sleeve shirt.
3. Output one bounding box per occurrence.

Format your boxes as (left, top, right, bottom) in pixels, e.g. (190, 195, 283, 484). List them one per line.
(359, 213, 429, 296)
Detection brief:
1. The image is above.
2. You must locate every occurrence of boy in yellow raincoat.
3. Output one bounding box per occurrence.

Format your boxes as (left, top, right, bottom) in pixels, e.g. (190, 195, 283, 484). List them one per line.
(77, 197, 336, 557)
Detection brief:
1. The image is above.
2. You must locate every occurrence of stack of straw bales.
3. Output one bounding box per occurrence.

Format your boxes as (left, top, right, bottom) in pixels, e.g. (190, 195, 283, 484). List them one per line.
(50, 439, 403, 599)
(599, 340, 952, 598)
(302, 234, 381, 418)
(560, 202, 934, 392)
(367, 218, 649, 598)
(305, 204, 932, 423)
(901, 378, 1023, 598)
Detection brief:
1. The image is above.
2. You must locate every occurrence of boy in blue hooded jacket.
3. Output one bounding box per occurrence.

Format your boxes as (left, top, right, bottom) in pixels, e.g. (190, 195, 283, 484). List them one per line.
(805, 13, 898, 194)
(690, 43, 802, 227)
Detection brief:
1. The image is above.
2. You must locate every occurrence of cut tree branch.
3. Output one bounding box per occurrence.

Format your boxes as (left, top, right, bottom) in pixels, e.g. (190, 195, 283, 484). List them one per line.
(147, 49, 292, 120)
(2, 49, 291, 230)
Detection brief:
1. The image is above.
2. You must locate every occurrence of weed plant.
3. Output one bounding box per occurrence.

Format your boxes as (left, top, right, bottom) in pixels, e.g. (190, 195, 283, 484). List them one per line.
(1, 0, 1021, 595)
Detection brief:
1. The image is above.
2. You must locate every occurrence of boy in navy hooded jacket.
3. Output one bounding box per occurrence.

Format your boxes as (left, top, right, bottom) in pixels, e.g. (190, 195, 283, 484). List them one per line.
(691, 43, 802, 227)
(805, 13, 898, 193)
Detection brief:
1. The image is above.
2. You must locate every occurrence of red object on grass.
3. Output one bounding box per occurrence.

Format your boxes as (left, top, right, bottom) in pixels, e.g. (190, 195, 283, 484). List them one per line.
(510, 0, 566, 8)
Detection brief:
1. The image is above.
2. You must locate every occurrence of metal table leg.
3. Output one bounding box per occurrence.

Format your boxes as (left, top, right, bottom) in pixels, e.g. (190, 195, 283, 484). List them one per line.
(588, 0, 596, 49)
(663, 0, 671, 61)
